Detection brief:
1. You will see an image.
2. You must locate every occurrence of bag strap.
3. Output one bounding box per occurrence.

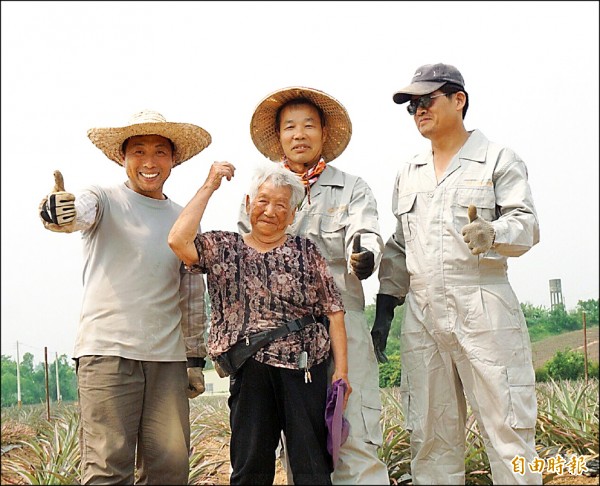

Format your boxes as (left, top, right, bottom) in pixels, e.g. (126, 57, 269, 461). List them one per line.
(227, 314, 325, 371)
(263, 314, 323, 343)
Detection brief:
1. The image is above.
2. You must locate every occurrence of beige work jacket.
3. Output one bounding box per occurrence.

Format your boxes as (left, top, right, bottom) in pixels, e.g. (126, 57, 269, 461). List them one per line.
(379, 129, 540, 297)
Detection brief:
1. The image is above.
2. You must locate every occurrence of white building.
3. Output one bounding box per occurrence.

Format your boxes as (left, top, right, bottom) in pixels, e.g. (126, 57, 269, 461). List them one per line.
(202, 368, 230, 395)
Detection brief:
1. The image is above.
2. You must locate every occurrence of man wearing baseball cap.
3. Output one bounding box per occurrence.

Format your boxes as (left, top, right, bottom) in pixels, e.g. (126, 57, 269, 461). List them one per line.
(374, 64, 542, 484)
(38, 110, 212, 484)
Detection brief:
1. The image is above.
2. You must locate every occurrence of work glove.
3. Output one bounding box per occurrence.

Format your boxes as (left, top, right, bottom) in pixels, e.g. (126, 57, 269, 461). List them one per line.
(39, 170, 77, 233)
(187, 367, 206, 398)
(461, 205, 495, 255)
(371, 293, 405, 363)
(350, 234, 375, 280)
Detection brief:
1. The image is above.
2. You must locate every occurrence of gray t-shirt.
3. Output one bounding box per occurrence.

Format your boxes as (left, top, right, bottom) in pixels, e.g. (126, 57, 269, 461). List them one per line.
(74, 183, 186, 361)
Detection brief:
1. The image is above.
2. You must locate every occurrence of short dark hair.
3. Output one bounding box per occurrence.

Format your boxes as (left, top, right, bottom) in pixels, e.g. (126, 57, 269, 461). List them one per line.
(440, 82, 469, 119)
(121, 137, 176, 156)
(275, 98, 326, 132)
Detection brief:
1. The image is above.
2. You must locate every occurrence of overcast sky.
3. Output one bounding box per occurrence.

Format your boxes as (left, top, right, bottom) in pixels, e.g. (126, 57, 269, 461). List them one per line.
(2, 1, 598, 364)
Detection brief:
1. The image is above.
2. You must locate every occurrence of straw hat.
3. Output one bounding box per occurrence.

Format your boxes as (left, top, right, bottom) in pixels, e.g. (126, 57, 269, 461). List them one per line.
(87, 110, 212, 167)
(250, 87, 352, 163)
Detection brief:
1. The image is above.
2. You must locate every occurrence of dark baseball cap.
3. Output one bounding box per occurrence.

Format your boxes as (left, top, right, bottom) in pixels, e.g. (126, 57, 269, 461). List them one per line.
(393, 63, 465, 104)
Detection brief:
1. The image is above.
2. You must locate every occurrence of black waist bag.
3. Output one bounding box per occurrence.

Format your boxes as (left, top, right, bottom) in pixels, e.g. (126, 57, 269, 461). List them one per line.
(214, 314, 327, 376)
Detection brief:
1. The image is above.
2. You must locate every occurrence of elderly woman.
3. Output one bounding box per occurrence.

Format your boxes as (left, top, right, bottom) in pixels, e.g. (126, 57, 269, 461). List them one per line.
(168, 161, 351, 485)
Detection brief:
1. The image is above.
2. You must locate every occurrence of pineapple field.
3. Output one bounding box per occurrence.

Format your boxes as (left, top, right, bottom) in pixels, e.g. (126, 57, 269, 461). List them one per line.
(1, 379, 598, 485)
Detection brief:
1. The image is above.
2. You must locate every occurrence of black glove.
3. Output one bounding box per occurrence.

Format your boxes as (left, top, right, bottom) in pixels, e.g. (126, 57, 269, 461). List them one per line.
(371, 293, 405, 363)
(350, 234, 375, 280)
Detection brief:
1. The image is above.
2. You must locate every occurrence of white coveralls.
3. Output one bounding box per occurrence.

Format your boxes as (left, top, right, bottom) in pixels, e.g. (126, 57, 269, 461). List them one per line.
(239, 164, 390, 484)
(378, 130, 541, 485)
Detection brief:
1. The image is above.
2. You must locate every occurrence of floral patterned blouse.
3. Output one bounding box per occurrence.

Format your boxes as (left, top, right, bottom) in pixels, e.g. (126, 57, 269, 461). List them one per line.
(188, 231, 344, 370)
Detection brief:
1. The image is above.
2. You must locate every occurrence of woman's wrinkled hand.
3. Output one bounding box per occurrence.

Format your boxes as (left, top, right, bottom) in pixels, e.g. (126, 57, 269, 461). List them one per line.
(204, 161, 236, 192)
(332, 371, 352, 410)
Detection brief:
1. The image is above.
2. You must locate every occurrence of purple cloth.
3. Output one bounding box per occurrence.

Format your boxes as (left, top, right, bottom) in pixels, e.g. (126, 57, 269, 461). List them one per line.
(325, 378, 350, 468)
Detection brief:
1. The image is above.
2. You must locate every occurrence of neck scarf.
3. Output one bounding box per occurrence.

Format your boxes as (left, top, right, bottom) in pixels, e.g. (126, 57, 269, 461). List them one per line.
(282, 156, 327, 205)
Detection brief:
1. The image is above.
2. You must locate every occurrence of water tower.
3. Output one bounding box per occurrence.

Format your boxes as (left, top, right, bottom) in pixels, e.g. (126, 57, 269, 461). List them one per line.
(549, 279, 564, 310)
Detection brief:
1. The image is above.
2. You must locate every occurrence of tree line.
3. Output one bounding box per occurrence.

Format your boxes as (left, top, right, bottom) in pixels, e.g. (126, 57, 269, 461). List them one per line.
(1, 353, 77, 407)
(1, 299, 598, 407)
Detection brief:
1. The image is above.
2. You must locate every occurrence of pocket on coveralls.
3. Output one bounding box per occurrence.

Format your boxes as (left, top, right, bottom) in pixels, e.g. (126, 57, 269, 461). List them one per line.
(395, 193, 417, 242)
(506, 366, 537, 429)
(360, 389, 384, 446)
(453, 187, 496, 233)
(318, 216, 346, 261)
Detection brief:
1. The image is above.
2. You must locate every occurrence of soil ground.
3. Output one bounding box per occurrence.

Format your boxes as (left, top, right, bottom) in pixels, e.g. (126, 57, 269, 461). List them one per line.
(531, 327, 599, 369)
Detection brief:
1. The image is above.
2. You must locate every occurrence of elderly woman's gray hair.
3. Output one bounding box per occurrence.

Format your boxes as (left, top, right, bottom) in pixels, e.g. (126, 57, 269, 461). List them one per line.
(248, 162, 305, 208)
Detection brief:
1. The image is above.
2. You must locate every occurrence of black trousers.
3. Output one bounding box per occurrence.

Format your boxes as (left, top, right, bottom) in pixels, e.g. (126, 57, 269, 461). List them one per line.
(228, 357, 332, 485)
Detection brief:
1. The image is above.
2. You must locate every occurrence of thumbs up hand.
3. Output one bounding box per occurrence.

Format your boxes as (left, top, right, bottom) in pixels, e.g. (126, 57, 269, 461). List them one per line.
(350, 234, 375, 280)
(461, 205, 495, 255)
(39, 170, 77, 232)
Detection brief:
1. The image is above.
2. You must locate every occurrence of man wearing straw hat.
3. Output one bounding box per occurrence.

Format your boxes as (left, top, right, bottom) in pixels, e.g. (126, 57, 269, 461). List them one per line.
(240, 87, 389, 484)
(38, 110, 212, 484)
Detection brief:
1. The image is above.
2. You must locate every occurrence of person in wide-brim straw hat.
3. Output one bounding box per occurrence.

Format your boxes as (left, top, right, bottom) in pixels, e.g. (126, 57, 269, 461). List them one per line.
(37, 108, 212, 484)
(88, 109, 212, 167)
(239, 87, 389, 485)
(250, 86, 352, 163)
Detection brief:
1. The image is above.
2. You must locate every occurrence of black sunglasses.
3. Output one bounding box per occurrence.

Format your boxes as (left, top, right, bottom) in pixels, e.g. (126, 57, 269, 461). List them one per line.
(407, 93, 449, 115)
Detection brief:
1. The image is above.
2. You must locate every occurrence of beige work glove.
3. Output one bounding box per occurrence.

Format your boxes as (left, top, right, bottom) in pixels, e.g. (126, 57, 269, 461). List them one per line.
(461, 205, 495, 255)
(187, 367, 205, 398)
(39, 170, 77, 233)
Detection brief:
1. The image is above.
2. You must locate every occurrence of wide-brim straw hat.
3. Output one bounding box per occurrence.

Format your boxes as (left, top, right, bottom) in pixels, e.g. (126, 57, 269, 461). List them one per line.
(87, 110, 212, 167)
(250, 87, 352, 163)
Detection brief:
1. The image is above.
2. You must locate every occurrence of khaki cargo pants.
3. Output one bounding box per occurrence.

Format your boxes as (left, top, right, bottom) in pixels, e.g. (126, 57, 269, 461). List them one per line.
(77, 356, 190, 484)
